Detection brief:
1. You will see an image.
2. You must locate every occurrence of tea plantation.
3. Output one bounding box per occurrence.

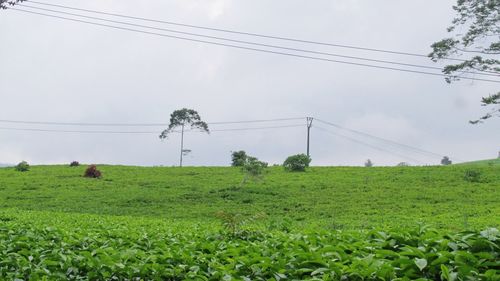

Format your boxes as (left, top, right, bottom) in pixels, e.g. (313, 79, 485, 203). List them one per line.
(0, 163, 498, 280)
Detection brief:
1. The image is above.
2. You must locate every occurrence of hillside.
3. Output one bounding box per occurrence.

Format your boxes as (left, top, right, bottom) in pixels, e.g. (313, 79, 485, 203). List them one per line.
(0, 164, 498, 230)
(458, 158, 500, 166)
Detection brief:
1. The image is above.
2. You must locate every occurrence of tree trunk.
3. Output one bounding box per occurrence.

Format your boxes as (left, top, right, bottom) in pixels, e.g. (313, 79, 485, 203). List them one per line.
(179, 124, 184, 167)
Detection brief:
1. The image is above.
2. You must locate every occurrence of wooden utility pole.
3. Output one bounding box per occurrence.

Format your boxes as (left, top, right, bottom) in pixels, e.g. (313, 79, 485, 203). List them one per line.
(306, 117, 313, 157)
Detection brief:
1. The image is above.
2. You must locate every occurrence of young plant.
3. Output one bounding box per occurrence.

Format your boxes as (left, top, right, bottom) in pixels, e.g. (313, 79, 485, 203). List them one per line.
(215, 211, 265, 237)
(241, 156, 268, 186)
(464, 169, 481, 183)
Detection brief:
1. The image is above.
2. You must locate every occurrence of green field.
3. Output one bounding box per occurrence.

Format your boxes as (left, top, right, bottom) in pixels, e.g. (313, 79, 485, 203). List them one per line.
(0, 164, 498, 230)
(0, 164, 499, 280)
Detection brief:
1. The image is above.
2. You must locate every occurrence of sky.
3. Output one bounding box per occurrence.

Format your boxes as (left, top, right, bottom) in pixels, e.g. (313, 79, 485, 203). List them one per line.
(0, 0, 499, 167)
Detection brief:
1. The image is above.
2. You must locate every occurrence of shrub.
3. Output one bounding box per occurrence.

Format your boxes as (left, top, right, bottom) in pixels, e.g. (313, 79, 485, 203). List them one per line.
(464, 169, 481, 183)
(364, 159, 373, 167)
(84, 165, 102, 178)
(441, 156, 452, 165)
(283, 154, 311, 172)
(15, 161, 30, 172)
(231, 151, 247, 167)
(69, 161, 80, 167)
(242, 157, 268, 178)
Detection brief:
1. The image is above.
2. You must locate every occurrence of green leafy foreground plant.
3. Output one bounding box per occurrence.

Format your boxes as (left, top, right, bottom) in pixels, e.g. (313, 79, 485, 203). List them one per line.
(0, 220, 498, 280)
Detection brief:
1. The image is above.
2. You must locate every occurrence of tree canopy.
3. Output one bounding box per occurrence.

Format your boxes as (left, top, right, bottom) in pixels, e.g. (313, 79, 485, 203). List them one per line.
(159, 108, 209, 139)
(430, 0, 499, 123)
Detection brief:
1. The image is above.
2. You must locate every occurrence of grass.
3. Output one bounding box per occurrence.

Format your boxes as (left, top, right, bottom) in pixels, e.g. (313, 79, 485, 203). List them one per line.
(0, 164, 498, 230)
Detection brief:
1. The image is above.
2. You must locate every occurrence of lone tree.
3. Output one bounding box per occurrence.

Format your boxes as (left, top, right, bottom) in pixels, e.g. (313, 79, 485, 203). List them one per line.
(441, 156, 453, 165)
(429, 0, 499, 123)
(159, 108, 209, 167)
(364, 159, 374, 167)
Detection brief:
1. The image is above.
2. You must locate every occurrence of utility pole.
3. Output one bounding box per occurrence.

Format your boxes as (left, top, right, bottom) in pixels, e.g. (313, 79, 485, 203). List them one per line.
(306, 117, 313, 157)
(179, 123, 185, 167)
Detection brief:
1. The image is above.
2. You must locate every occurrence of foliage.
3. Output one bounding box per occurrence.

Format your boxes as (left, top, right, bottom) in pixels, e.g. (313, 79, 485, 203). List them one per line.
(464, 169, 482, 182)
(441, 156, 453, 165)
(159, 108, 209, 139)
(364, 159, 374, 167)
(241, 156, 268, 184)
(0, 165, 498, 230)
(429, 0, 500, 123)
(397, 162, 410, 167)
(159, 108, 209, 167)
(215, 211, 265, 237)
(14, 161, 29, 172)
(69, 161, 80, 167)
(283, 154, 312, 172)
(470, 92, 500, 124)
(84, 165, 102, 178)
(231, 150, 247, 167)
(0, 0, 25, 10)
(0, 213, 498, 280)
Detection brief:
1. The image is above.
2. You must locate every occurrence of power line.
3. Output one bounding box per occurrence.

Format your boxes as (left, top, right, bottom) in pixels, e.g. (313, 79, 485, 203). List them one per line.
(0, 124, 304, 134)
(17, 4, 499, 77)
(0, 117, 305, 127)
(314, 126, 426, 164)
(315, 118, 447, 159)
(8, 8, 500, 83)
(25, 0, 478, 64)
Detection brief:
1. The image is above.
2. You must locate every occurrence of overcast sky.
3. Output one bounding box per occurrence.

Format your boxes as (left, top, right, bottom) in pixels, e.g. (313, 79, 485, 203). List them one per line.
(0, 0, 498, 167)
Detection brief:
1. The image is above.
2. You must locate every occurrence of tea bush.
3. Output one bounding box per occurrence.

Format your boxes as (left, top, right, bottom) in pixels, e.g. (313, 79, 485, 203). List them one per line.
(464, 169, 481, 182)
(0, 218, 498, 280)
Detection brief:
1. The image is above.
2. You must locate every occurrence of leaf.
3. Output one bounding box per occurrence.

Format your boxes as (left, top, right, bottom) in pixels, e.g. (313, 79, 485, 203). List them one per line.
(415, 258, 427, 271)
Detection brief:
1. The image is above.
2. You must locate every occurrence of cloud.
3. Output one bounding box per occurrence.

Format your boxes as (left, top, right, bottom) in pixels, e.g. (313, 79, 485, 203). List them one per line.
(0, 0, 498, 166)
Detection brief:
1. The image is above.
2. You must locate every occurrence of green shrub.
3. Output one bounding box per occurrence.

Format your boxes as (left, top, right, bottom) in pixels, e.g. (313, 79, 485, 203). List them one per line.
(84, 165, 102, 178)
(15, 161, 30, 172)
(242, 156, 268, 178)
(464, 169, 481, 183)
(441, 156, 452, 165)
(231, 150, 247, 167)
(283, 154, 311, 172)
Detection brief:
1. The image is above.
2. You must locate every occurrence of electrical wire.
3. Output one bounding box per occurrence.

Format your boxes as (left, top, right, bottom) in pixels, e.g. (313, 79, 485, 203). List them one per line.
(16, 4, 499, 77)
(0, 117, 306, 127)
(0, 124, 304, 134)
(8, 8, 500, 83)
(26, 0, 479, 64)
(314, 126, 426, 164)
(314, 118, 446, 159)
